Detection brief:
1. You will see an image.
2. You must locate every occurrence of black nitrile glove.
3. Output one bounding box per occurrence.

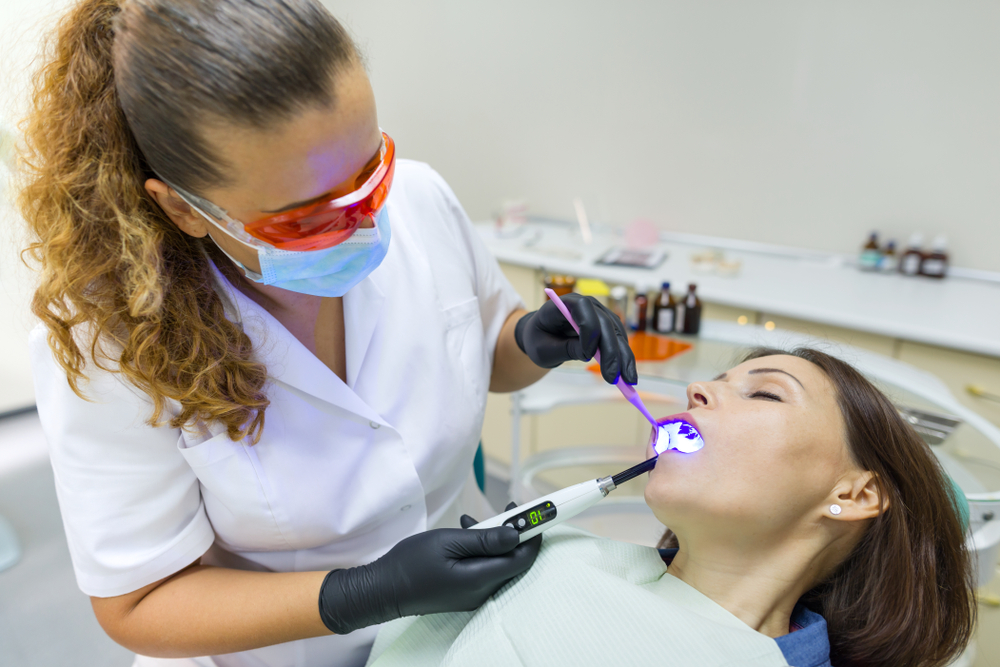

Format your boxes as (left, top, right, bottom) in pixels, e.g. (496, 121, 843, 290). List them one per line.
(459, 502, 541, 567)
(318, 508, 541, 634)
(514, 293, 638, 385)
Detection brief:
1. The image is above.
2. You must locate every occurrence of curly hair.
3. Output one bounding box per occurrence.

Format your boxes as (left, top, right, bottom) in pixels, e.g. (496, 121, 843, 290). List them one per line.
(17, 0, 356, 441)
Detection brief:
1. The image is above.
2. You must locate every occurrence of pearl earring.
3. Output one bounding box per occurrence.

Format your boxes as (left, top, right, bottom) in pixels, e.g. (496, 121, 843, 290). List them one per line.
(830, 504, 842, 515)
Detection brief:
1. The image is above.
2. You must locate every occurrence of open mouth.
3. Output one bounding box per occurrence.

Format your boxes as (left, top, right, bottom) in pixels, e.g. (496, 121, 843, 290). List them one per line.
(653, 412, 705, 454)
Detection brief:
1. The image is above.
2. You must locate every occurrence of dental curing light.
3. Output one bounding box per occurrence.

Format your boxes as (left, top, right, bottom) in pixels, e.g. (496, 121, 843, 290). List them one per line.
(472, 422, 704, 543)
(471, 458, 656, 542)
(543, 288, 661, 430)
(543, 288, 706, 458)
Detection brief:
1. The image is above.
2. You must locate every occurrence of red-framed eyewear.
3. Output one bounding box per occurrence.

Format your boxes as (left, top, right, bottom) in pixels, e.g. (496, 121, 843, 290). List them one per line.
(242, 131, 396, 252)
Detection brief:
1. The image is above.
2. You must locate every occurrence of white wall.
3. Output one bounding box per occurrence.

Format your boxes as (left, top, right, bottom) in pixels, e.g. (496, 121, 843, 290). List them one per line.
(1, 0, 999, 409)
(330, 0, 1000, 271)
(0, 0, 69, 411)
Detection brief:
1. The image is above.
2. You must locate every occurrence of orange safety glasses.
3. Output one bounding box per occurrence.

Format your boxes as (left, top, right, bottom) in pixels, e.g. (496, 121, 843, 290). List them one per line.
(241, 132, 396, 252)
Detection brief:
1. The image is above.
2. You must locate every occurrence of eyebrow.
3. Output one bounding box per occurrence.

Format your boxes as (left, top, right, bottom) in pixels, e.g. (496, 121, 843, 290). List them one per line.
(260, 144, 383, 214)
(747, 368, 804, 388)
(712, 369, 805, 388)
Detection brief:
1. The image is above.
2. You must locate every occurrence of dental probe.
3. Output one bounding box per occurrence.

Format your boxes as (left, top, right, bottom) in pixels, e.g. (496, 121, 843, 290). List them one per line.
(471, 457, 659, 543)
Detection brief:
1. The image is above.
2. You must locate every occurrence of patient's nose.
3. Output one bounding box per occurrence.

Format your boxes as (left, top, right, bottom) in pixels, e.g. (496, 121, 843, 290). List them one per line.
(686, 382, 712, 409)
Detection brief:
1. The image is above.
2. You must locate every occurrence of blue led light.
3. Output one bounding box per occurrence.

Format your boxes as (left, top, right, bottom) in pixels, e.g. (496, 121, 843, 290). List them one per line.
(654, 419, 705, 454)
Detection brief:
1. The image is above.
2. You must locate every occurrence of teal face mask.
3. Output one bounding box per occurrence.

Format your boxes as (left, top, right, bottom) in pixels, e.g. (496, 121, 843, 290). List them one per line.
(177, 188, 391, 298)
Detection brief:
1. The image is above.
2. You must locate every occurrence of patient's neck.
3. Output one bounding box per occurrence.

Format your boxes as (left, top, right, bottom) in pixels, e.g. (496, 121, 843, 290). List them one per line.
(666, 532, 829, 638)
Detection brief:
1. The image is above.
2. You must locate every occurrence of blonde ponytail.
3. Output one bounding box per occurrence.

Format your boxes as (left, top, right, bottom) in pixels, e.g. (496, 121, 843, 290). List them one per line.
(18, 0, 270, 441)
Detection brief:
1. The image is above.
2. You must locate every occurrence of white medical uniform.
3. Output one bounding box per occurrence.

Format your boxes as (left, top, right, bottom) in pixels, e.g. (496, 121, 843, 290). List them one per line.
(29, 160, 521, 667)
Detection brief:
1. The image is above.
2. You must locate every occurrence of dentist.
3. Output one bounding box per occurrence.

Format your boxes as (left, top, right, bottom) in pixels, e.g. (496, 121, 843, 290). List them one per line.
(18, 1, 637, 666)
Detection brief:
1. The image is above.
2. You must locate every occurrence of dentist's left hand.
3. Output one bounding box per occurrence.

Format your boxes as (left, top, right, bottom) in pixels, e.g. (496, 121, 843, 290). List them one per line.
(514, 293, 638, 385)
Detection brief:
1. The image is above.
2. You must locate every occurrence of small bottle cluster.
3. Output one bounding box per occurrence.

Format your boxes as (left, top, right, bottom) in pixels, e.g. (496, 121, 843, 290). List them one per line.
(630, 282, 702, 335)
(858, 231, 948, 279)
(545, 276, 704, 336)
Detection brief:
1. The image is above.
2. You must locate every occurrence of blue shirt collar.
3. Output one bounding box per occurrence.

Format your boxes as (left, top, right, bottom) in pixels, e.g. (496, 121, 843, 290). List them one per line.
(774, 604, 832, 667)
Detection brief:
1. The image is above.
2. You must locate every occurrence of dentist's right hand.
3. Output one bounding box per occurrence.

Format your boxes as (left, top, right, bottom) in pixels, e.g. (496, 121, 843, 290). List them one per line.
(317, 523, 538, 634)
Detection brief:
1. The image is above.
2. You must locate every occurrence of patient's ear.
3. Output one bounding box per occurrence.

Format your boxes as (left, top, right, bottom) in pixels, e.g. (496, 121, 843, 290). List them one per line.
(827, 471, 887, 522)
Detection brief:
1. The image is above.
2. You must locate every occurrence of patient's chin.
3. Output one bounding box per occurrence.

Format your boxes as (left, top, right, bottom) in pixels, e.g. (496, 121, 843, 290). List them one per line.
(644, 484, 747, 534)
(644, 485, 686, 527)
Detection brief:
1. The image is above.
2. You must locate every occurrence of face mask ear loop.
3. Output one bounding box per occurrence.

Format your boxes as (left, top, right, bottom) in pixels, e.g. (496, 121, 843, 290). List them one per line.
(207, 233, 265, 282)
(192, 206, 258, 251)
(167, 183, 261, 248)
(172, 191, 267, 281)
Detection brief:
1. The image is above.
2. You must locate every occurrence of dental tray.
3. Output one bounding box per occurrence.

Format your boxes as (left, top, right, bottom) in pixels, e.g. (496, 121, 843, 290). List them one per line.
(595, 247, 666, 269)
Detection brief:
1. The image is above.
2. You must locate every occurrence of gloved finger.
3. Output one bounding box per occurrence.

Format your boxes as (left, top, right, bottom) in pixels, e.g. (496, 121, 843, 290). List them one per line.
(459, 503, 521, 531)
(445, 525, 520, 558)
(592, 300, 637, 384)
(617, 332, 638, 385)
(537, 294, 601, 361)
(599, 301, 638, 384)
(462, 531, 542, 585)
(512, 531, 542, 562)
(564, 295, 603, 361)
(534, 296, 587, 338)
(593, 306, 625, 384)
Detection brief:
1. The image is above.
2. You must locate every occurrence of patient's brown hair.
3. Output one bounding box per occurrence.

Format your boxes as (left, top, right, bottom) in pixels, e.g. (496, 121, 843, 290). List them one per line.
(658, 347, 976, 667)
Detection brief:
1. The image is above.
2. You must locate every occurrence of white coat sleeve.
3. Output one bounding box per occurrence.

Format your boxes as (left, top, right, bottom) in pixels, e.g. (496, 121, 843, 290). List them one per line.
(419, 166, 525, 362)
(29, 325, 216, 597)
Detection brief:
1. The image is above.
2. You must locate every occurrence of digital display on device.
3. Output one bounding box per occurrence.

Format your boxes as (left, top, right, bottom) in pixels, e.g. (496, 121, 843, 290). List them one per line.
(504, 501, 557, 533)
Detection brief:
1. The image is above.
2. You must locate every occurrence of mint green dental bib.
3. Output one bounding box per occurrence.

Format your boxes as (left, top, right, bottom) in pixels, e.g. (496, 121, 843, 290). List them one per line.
(366, 526, 789, 667)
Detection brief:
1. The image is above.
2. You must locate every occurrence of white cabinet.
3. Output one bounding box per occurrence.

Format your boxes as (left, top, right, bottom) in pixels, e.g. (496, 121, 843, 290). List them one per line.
(896, 342, 1000, 428)
(487, 261, 1000, 444)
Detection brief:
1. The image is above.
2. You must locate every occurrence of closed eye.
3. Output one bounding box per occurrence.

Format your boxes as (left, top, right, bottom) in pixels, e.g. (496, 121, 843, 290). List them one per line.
(749, 390, 782, 402)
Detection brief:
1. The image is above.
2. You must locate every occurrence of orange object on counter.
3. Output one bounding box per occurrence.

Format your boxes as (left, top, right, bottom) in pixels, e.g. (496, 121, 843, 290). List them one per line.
(587, 332, 692, 376)
(629, 332, 693, 361)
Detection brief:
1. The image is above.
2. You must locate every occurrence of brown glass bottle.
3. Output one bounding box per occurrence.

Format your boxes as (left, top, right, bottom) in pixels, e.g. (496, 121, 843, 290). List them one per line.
(652, 282, 676, 333)
(879, 240, 897, 273)
(919, 235, 948, 279)
(633, 290, 649, 332)
(859, 232, 881, 271)
(899, 233, 924, 276)
(680, 283, 702, 335)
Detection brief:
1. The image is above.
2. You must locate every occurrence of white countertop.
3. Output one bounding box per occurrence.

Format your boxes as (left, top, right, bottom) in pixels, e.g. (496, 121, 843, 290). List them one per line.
(477, 220, 1000, 358)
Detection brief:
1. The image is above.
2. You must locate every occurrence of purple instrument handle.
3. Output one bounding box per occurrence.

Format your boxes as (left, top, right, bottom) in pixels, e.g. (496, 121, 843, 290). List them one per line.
(543, 288, 659, 428)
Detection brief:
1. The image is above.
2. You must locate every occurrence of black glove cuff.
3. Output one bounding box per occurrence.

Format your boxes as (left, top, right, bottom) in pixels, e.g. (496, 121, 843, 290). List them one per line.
(318, 569, 356, 634)
(513, 311, 533, 355)
(318, 567, 400, 635)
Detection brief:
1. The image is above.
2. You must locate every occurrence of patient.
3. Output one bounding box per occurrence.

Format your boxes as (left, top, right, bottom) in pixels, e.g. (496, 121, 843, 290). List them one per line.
(366, 348, 975, 667)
